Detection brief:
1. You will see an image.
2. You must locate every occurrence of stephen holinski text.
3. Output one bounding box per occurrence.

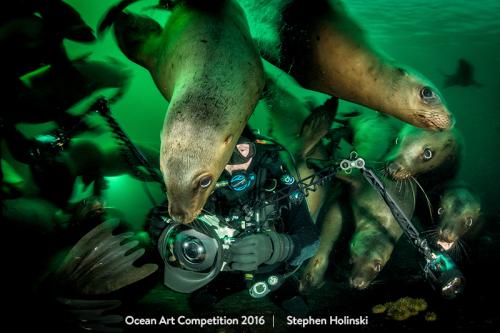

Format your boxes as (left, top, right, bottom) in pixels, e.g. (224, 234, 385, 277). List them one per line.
(287, 315, 369, 327)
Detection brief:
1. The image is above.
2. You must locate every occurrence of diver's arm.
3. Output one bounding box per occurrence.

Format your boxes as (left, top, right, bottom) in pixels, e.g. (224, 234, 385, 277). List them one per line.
(281, 200, 320, 267)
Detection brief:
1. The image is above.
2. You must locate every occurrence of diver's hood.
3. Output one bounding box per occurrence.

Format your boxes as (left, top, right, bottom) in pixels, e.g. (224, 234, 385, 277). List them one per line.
(228, 136, 256, 165)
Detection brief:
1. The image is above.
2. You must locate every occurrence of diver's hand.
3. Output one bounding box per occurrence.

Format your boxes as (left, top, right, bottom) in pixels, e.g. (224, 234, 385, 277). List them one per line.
(229, 232, 295, 271)
(57, 298, 123, 332)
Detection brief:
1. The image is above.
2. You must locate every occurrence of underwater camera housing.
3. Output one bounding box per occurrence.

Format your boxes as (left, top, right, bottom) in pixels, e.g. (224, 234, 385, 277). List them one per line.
(157, 215, 290, 297)
(157, 215, 234, 293)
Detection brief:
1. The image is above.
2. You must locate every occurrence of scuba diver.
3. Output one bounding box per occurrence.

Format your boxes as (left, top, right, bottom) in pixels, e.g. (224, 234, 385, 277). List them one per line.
(148, 131, 320, 315)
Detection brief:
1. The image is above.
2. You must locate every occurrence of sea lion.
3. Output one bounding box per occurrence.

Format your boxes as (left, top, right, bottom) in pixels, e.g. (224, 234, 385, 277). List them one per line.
(10, 57, 131, 125)
(0, 1, 94, 79)
(301, 168, 415, 292)
(347, 171, 415, 290)
(1, 0, 95, 42)
(237, 0, 453, 130)
(349, 221, 397, 290)
(100, 0, 265, 224)
(3, 125, 159, 209)
(444, 58, 482, 88)
(299, 198, 343, 293)
(435, 184, 481, 252)
(384, 125, 462, 183)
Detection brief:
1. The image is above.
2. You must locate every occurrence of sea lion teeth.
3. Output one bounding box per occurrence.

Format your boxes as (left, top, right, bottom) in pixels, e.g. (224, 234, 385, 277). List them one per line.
(437, 240, 454, 251)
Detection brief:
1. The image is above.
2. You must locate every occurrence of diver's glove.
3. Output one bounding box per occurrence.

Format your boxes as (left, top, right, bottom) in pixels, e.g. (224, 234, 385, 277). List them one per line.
(229, 231, 295, 271)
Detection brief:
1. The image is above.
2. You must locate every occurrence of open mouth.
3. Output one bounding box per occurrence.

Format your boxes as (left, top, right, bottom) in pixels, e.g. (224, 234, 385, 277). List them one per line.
(437, 240, 455, 251)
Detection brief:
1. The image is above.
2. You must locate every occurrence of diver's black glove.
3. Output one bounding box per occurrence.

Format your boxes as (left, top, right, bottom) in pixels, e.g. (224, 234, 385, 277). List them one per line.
(229, 231, 294, 271)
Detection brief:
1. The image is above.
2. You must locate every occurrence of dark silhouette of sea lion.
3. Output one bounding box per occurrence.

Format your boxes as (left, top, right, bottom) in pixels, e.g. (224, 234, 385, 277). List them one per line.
(444, 58, 482, 88)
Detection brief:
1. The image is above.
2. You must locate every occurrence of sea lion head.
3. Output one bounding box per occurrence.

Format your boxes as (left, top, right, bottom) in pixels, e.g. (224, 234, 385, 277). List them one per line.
(385, 125, 461, 181)
(383, 65, 453, 130)
(436, 187, 481, 251)
(160, 98, 245, 224)
(349, 228, 391, 290)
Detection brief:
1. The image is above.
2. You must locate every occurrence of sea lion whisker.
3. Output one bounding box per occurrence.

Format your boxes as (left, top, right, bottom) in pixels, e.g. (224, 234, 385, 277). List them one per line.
(457, 239, 471, 261)
(411, 176, 434, 224)
(422, 228, 438, 237)
(370, 279, 385, 286)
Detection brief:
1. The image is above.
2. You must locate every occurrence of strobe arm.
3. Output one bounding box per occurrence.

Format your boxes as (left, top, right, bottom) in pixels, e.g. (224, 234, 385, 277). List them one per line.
(340, 153, 465, 298)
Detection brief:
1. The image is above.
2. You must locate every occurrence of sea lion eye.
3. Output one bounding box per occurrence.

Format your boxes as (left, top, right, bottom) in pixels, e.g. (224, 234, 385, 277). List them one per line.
(465, 217, 473, 227)
(395, 137, 399, 145)
(423, 148, 433, 160)
(437, 207, 444, 216)
(199, 176, 212, 189)
(374, 262, 382, 272)
(420, 87, 435, 99)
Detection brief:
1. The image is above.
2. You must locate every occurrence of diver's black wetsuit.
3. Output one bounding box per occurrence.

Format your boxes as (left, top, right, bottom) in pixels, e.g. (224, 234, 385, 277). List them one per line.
(190, 139, 320, 315)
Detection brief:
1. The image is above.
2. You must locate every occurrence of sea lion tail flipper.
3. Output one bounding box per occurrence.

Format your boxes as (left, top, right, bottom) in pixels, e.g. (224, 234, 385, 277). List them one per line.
(39, 0, 96, 42)
(99, 1, 163, 67)
(98, 0, 141, 36)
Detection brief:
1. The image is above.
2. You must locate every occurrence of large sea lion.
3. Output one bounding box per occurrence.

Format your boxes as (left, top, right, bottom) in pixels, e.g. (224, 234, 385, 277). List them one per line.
(100, 0, 265, 224)
(237, 0, 453, 130)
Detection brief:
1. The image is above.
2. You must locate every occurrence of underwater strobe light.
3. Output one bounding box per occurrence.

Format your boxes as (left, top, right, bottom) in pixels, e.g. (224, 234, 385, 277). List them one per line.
(158, 215, 234, 293)
(423, 250, 465, 299)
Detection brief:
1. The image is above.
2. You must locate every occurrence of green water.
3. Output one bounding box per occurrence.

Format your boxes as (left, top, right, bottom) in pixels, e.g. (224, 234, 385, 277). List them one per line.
(4, 1, 500, 330)
(61, 0, 500, 222)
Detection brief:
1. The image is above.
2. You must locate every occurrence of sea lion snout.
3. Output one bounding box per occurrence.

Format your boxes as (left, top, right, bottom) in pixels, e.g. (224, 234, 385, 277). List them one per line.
(350, 277, 369, 290)
(428, 111, 454, 130)
(168, 202, 201, 224)
(438, 228, 457, 244)
(386, 161, 410, 180)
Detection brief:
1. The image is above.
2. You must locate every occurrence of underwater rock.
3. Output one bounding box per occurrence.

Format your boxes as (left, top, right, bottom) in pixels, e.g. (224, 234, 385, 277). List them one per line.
(372, 297, 429, 321)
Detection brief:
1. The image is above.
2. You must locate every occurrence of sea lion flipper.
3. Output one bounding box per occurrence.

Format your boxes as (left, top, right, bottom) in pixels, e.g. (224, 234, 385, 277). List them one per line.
(98, 0, 140, 35)
(39, 0, 96, 42)
(99, 2, 163, 67)
(299, 97, 338, 157)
